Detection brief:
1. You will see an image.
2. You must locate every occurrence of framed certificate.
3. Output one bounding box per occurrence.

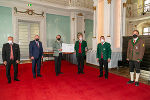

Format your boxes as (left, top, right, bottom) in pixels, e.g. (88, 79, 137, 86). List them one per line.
(62, 43, 75, 53)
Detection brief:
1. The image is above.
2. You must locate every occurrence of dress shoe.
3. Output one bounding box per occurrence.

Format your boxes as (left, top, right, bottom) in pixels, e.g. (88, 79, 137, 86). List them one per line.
(105, 75, 108, 79)
(98, 75, 103, 77)
(80, 71, 84, 74)
(127, 80, 134, 84)
(59, 72, 64, 74)
(105, 77, 108, 79)
(33, 75, 36, 79)
(37, 74, 42, 77)
(8, 80, 11, 84)
(135, 82, 139, 86)
(14, 79, 20, 81)
(56, 74, 59, 76)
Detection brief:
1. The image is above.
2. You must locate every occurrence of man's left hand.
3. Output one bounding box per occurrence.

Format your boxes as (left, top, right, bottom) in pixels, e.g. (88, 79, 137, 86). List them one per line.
(85, 48, 88, 52)
(137, 60, 140, 62)
(59, 49, 62, 51)
(108, 59, 111, 63)
(16, 60, 20, 64)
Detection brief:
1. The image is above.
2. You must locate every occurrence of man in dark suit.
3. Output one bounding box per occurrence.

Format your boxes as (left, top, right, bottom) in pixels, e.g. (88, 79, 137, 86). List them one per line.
(2, 36, 20, 83)
(29, 35, 43, 79)
(96, 36, 111, 79)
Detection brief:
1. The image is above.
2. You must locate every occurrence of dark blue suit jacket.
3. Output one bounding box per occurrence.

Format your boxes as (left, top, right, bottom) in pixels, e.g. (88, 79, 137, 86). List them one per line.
(29, 40, 43, 59)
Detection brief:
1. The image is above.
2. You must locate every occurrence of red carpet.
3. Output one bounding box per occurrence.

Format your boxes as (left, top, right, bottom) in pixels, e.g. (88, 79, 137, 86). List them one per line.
(0, 61, 150, 100)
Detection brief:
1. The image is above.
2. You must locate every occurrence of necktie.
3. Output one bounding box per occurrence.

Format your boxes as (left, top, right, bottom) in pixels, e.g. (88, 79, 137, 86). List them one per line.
(10, 44, 14, 60)
(134, 40, 136, 44)
(36, 42, 39, 48)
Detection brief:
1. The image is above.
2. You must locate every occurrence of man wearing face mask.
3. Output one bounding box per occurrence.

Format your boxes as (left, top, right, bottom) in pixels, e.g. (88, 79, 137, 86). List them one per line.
(29, 35, 43, 79)
(96, 36, 111, 79)
(127, 30, 145, 86)
(53, 35, 63, 76)
(2, 36, 20, 83)
(75, 33, 88, 74)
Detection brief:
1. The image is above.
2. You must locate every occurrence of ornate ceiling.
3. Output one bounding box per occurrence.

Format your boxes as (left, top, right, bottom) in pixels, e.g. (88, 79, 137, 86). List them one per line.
(38, 0, 93, 9)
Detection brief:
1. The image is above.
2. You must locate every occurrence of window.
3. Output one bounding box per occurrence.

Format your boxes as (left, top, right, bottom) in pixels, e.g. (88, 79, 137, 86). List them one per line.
(144, 0, 150, 12)
(18, 21, 40, 60)
(143, 27, 150, 35)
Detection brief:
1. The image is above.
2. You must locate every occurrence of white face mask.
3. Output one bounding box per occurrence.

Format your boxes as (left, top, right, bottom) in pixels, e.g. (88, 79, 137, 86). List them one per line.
(101, 39, 105, 43)
(79, 37, 82, 41)
(8, 40, 13, 44)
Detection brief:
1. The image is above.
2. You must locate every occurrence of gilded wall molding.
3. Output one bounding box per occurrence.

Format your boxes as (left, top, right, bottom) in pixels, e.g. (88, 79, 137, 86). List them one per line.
(123, 3, 127, 8)
(107, 0, 111, 4)
(77, 13, 83, 16)
(14, 7, 44, 17)
(93, 6, 96, 11)
(72, 18, 75, 21)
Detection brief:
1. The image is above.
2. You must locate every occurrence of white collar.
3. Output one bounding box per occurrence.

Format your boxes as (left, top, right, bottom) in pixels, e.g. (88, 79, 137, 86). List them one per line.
(79, 40, 82, 43)
(101, 42, 105, 44)
(8, 42, 13, 45)
(133, 37, 138, 41)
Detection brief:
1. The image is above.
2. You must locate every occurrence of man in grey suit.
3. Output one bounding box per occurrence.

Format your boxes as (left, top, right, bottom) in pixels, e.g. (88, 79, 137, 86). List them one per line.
(53, 35, 63, 76)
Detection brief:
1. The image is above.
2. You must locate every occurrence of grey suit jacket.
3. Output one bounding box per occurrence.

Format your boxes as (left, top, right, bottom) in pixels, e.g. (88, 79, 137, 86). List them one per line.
(53, 40, 63, 56)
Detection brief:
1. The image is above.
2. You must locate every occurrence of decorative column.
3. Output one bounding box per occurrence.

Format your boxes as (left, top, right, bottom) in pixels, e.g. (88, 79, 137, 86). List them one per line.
(108, 0, 127, 68)
(92, 0, 98, 50)
(122, 1, 127, 36)
(120, 0, 127, 53)
(103, 0, 111, 43)
(76, 13, 85, 39)
(70, 12, 77, 43)
(92, 0, 104, 50)
(70, 12, 85, 43)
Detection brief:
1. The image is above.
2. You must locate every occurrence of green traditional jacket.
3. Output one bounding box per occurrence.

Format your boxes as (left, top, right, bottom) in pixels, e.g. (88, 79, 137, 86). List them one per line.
(96, 42, 111, 60)
(74, 40, 87, 57)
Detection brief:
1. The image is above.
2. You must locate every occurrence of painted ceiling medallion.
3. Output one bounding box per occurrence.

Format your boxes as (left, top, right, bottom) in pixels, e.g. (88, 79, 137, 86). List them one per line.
(107, 0, 111, 4)
(14, 7, 44, 16)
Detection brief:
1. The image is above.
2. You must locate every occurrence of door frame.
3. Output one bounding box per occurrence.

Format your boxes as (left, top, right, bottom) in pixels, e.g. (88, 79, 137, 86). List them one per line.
(13, 13, 47, 51)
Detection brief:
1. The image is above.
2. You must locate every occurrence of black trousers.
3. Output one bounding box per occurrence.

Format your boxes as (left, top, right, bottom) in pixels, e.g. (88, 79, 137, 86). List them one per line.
(129, 60, 140, 73)
(77, 53, 84, 73)
(99, 59, 108, 78)
(6, 60, 18, 81)
(55, 53, 62, 75)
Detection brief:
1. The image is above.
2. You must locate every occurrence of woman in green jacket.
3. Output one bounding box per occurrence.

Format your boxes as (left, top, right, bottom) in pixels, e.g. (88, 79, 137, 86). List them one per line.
(74, 33, 88, 74)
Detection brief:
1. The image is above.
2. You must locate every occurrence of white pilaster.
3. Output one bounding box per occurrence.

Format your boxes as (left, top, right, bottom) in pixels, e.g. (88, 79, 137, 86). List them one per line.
(103, 0, 111, 44)
(77, 15, 85, 39)
(92, 0, 98, 50)
(122, 0, 127, 36)
(70, 12, 77, 43)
